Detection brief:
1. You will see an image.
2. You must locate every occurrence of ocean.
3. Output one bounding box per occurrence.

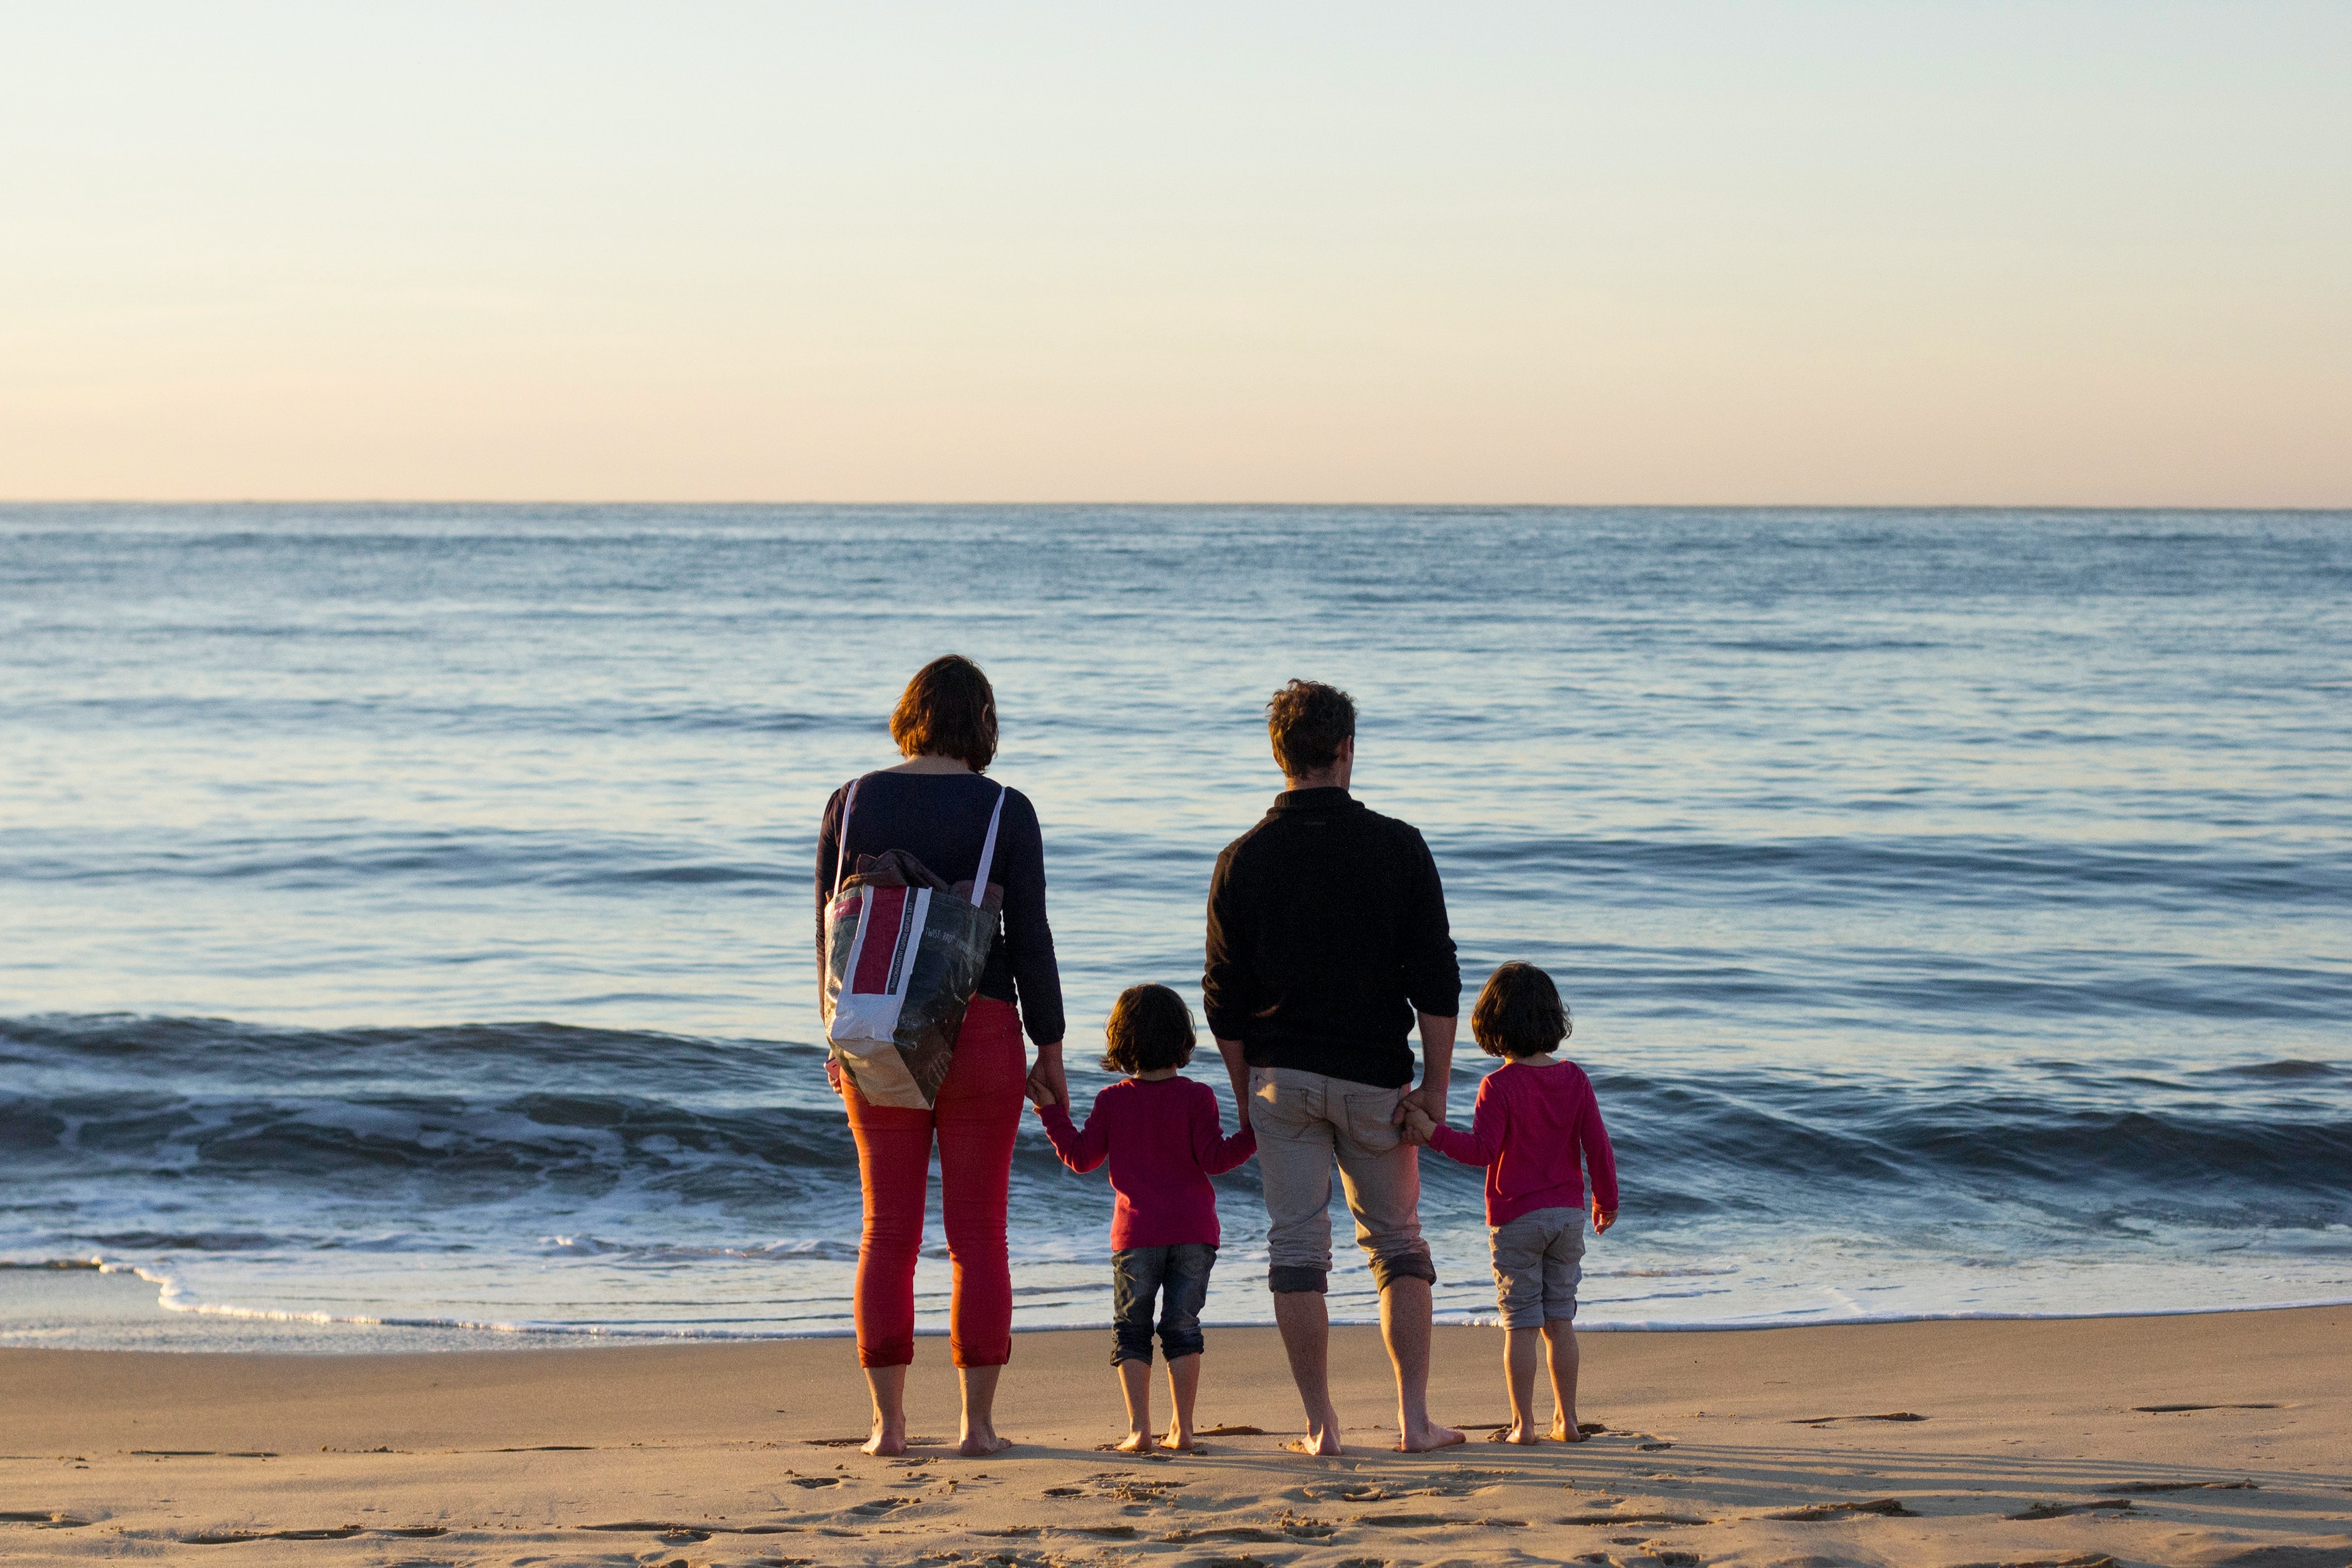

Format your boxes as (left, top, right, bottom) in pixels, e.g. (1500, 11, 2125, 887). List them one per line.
(2, 503, 2347, 1350)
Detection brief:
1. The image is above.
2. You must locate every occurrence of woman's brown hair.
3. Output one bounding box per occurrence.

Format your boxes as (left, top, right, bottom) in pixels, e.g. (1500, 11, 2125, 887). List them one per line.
(890, 655, 997, 771)
(1470, 961, 1572, 1058)
(1101, 983, 1197, 1075)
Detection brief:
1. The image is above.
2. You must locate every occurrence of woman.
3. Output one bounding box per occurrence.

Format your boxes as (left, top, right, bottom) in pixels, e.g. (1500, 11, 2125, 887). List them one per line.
(814, 654, 1066, 1457)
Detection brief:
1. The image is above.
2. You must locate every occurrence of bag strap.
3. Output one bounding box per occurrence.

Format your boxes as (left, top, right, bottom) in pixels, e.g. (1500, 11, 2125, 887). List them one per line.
(833, 775, 1005, 898)
(831, 776, 864, 898)
(973, 783, 1008, 895)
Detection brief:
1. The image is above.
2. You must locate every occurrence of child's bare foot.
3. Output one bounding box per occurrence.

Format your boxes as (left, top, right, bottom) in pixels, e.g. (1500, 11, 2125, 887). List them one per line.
(1161, 1426, 1194, 1452)
(1113, 1430, 1157, 1453)
(1500, 1419, 1544, 1444)
(862, 1419, 907, 1457)
(1397, 1419, 1466, 1453)
(1548, 1416, 1591, 1442)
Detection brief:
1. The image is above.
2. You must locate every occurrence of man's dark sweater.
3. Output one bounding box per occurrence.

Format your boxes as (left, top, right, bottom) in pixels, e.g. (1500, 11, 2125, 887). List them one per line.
(1202, 787, 1460, 1089)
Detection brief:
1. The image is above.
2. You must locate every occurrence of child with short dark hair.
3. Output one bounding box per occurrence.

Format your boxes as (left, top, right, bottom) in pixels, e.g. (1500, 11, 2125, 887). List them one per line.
(1402, 961, 1618, 1444)
(1032, 982, 1257, 1452)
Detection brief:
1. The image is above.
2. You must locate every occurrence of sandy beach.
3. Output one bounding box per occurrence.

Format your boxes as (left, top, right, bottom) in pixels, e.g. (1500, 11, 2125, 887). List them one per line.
(2, 1306, 2344, 1567)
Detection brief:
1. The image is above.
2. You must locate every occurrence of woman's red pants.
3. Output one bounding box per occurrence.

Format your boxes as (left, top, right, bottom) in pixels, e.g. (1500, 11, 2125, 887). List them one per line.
(842, 996, 1025, 1368)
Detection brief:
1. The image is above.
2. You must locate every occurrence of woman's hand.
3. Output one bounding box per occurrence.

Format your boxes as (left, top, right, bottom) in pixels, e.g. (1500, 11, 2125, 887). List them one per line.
(1025, 1042, 1068, 1108)
(824, 1056, 846, 1096)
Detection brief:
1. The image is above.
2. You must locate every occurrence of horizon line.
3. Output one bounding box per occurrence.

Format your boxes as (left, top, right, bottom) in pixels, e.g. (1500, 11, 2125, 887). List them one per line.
(5, 498, 2349, 513)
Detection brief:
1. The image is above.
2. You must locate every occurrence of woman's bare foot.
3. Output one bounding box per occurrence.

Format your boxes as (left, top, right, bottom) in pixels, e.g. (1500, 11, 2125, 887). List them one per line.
(958, 1426, 1014, 1458)
(1548, 1416, 1591, 1442)
(1396, 1419, 1467, 1453)
(1113, 1430, 1157, 1453)
(863, 1365, 910, 1457)
(956, 1365, 1010, 1457)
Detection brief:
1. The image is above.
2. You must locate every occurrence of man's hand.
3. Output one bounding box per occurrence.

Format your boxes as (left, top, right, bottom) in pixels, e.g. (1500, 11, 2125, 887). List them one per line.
(1396, 1079, 1449, 1130)
(1025, 1043, 1068, 1109)
(1215, 1036, 1253, 1131)
(1592, 1203, 1617, 1234)
(1398, 1010, 1456, 1132)
(1399, 1104, 1438, 1146)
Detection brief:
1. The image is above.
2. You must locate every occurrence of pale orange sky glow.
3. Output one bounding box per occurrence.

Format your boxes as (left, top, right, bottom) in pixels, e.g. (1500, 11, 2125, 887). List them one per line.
(4, 2, 2347, 505)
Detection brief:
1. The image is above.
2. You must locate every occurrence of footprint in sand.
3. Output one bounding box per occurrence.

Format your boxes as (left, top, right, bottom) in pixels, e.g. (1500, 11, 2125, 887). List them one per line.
(1765, 1498, 1917, 1520)
(2005, 1498, 2138, 1520)
(2130, 1402, 2280, 1413)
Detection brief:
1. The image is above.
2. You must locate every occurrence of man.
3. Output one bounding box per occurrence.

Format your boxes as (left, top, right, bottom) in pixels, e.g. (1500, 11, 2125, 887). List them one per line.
(1203, 679, 1465, 1455)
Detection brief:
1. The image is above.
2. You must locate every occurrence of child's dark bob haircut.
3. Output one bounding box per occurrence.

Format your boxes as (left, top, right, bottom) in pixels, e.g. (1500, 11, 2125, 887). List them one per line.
(1101, 983, 1197, 1075)
(1470, 961, 1572, 1059)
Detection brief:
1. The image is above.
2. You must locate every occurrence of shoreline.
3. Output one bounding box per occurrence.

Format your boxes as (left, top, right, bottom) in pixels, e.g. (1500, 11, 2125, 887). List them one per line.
(10, 1261, 2351, 1353)
(3, 1307, 2345, 1566)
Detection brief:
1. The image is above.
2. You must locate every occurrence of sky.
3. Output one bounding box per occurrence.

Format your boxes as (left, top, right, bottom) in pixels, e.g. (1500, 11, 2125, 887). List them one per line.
(3, 2, 2346, 505)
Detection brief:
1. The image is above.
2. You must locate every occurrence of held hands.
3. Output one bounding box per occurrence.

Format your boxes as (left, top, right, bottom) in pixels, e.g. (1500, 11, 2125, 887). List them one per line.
(1393, 1080, 1448, 1145)
(1592, 1202, 1618, 1234)
(1025, 1043, 1068, 1109)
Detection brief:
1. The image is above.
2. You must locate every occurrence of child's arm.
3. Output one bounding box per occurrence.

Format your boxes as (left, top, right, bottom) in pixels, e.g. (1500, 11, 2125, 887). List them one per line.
(1191, 1086, 1257, 1174)
(1577, 1071, 1620, 1230)
(1423, 1080, 1503, 1167)
(1035, 1092, 1110, 1175)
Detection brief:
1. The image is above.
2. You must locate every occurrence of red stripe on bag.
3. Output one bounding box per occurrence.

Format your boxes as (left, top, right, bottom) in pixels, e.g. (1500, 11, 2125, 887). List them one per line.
(851, 885, 909, 995)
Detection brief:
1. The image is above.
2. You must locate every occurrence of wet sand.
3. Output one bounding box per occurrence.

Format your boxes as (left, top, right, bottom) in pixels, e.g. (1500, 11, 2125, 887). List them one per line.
(3, 1306, 2346, 1567)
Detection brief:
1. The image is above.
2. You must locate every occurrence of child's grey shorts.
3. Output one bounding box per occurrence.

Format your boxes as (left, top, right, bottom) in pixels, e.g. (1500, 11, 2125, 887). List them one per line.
(1489, 1206, 1587, 1328)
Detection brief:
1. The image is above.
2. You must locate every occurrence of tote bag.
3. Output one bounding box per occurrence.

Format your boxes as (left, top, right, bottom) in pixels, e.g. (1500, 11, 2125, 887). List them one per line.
(820, 778, 1007, 1109)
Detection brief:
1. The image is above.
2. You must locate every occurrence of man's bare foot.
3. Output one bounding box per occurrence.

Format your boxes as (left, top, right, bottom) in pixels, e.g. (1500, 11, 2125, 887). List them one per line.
(1113, 1431, 1157, 1453)
(1549, 1416, 1591, 1442)
(958, 1427, 1014, 1457)
(862, 1421, 907, 1457)
(1396, 1420, 1466, 1453)
(1500, 1420, 1543, 1444)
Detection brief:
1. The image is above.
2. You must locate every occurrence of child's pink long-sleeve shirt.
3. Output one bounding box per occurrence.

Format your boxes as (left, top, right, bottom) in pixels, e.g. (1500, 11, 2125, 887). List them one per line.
(1426, 1057, 1618, 1226)
(1038, 1076, 1257, 1249)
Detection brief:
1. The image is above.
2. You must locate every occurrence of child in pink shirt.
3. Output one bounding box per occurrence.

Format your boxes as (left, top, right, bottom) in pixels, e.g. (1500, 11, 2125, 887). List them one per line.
(1032, 983, 1256, 1452)
(1402, 962, 1618, 1444)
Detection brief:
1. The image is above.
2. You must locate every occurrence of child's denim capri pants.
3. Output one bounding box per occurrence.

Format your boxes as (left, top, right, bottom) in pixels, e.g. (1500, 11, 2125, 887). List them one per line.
(1109, 1243, 1216, 1363)
(1489, 1206, 1585, 1327)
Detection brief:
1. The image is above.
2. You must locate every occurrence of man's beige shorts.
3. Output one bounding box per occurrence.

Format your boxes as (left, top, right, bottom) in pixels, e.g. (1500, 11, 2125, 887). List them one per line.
(1249, 1066, 1437, 1294)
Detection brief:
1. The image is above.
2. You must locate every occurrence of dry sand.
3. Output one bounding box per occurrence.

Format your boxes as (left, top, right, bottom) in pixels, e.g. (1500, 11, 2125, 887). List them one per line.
(3, 1307, 2346, 1567)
